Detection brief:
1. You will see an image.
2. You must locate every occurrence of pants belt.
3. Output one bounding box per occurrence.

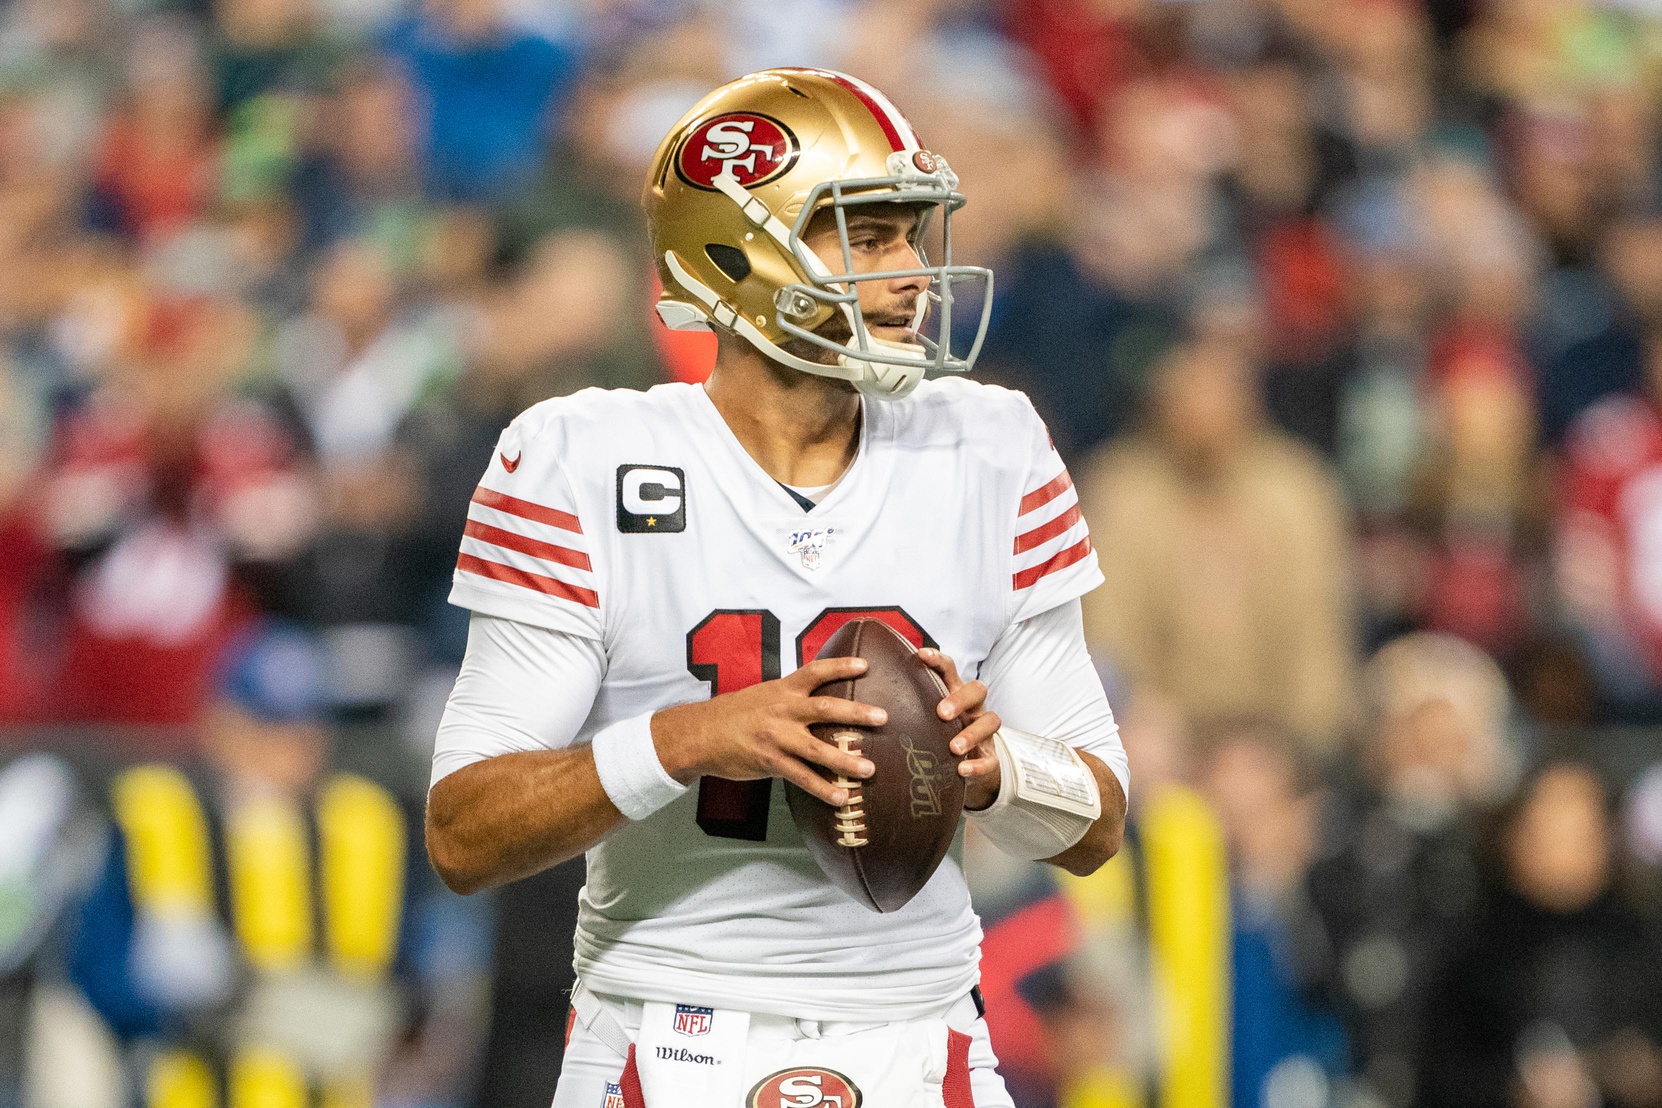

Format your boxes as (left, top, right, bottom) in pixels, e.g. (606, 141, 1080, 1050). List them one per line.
(569, 981, 985, 1058)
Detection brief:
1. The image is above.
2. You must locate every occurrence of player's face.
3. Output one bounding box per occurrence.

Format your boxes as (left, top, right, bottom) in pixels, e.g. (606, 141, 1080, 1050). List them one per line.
(800, 204, 930, 347)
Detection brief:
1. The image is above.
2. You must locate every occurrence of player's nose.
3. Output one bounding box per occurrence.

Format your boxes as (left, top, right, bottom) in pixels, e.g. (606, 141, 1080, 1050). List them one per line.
(887, 241, 928, 296)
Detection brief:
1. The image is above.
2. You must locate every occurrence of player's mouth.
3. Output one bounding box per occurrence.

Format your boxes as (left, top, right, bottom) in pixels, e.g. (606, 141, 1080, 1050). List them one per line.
(866, 313, 918, 343)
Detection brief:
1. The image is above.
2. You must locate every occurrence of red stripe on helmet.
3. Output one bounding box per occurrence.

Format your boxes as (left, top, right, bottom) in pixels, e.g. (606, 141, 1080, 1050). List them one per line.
(775, 67, 911, 152)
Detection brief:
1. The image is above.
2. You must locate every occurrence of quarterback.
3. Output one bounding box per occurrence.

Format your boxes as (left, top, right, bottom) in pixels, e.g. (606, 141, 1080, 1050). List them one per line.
(426, 69, 1129, 1108)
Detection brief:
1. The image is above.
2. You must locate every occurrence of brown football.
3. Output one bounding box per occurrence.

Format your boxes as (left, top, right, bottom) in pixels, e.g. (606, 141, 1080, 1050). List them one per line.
(784, 619, 966, 913)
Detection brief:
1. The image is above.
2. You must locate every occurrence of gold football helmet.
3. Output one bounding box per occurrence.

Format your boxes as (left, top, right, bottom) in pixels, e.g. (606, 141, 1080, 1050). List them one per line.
(643, 68, 993, 399)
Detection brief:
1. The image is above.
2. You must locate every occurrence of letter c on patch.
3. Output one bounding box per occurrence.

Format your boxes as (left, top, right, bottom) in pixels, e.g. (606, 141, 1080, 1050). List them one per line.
(622, 467, 682, 515)
(616, 464, 687, 533)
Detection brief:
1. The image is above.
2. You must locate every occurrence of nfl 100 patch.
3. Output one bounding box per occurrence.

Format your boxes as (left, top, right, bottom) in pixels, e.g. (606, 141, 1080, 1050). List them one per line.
(786, 524, 840, 570)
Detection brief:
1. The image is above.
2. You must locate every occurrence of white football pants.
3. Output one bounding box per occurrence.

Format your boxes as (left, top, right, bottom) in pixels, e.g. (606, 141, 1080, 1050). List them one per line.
(550, 980, 1016, 1108)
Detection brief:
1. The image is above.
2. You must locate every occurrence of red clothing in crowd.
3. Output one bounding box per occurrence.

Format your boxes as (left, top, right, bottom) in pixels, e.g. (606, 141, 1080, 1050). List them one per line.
(95, 117, 218, 239)
(1005, 0, 1149, 137)
(36, 397, 303, 728)
(1559, 393, 1662, 682)
(0, 514, 55, 724)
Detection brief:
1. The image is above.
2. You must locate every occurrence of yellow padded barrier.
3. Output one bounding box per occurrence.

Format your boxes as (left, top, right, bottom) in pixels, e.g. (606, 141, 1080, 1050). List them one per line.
(318, 775, 405, 980)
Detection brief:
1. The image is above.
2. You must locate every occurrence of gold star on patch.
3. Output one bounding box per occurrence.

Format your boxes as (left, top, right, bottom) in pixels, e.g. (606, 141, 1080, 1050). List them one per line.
(646, 518, 657, 527)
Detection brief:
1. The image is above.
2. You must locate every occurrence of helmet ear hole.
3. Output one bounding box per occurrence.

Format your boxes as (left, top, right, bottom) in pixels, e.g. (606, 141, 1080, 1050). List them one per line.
(705, 243, 751, 283)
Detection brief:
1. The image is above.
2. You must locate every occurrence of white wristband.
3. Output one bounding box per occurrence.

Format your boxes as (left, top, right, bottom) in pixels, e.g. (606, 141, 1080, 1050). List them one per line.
(591, 712, 688, 820)
(966, 728, 1100, 860)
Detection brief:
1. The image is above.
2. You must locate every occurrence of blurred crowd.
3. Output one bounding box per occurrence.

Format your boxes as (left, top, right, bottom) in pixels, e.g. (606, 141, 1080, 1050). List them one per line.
(2, 1, 1662, 1108)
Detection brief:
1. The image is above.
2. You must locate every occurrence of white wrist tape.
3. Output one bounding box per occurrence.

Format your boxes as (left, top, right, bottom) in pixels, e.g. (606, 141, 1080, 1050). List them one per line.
(591, 712, 688, 820)
(966, 727, 1101, 860)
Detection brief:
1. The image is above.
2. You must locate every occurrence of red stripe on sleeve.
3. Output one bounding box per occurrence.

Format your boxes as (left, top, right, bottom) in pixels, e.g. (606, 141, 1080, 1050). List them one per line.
(1018, 470, 1073, 516)
(1014, 503, 1083, 554)
(471, 486, 583, 534)
(456, 553, 600, 608)
(463, 519, 592, 572)
(1013, 536, 1093, 591)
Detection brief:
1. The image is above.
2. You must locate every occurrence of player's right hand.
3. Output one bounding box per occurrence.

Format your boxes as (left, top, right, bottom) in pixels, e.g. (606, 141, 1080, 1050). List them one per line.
(651, 658, 884, 806)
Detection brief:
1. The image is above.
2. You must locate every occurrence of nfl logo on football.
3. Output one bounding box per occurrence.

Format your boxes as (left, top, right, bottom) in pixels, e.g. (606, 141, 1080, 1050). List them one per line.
(602, 1082, 625, 1108)
(673, 1004, 713, 1037)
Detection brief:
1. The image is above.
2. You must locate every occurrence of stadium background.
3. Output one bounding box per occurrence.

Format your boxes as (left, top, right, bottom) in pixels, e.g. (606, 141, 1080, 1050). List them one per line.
(1, 0, 1662, 1107)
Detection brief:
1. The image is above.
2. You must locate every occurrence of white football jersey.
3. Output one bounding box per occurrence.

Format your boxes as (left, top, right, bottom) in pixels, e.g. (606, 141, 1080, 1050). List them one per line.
(447, 378, 1102, 1020)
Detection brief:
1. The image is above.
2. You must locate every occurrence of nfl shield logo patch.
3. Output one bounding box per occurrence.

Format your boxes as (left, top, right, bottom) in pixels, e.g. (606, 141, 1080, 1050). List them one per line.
(673, 1004, 713, 1037)
(602, 1082, 625, 1108)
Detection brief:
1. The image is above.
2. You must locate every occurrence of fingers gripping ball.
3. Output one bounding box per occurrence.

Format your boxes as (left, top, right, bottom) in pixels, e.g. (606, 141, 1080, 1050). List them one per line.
(784, 620, 965, 912)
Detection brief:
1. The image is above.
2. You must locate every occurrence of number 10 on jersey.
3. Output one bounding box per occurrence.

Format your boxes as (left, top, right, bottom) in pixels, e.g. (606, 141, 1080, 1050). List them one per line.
(685, 607, 931, 840)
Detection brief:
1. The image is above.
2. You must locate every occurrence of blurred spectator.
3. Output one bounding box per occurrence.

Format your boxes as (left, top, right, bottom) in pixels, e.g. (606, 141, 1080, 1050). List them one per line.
(1222, 56, 1358, 457)
(1198, 722, 1350, 1108)
(1308, 633, 1517, 1108)
(1078, 337, 1357, 753)
(1335, 177, 1431, 527)
(398, 227, 653, 660)
(68, 623, 484, 1108)
(1537, 217, 1662, 447)
(1418, 761, 1662, 1108)
(978, 61, 1237, 457)
(1404, 151, 1546, 657)
(92, 21, 220, 242)
(1003, 0, 1184, 143)
(975, 179, 1183, 459)
(274, 235, 455, 464)
(1412, 337, 1542, 656)
(39, 241, 311, 727)
(382, 0, 580, 202)
(1555, 339, 1662, 713)
(210, 0, 348, 114)
(267, 234, 457, 709)
(289, 59, 426, 255)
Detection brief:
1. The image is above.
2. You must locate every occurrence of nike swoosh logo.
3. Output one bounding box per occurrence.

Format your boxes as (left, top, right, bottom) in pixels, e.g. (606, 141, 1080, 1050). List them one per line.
(500, 452, 521, 473)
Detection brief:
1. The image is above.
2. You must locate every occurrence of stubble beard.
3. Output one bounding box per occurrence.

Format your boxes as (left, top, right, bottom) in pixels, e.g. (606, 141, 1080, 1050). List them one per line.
(778, 295, 922, 370)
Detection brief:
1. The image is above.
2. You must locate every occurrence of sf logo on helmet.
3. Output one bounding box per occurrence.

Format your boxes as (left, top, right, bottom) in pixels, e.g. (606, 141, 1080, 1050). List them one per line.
(677, 112, 798, 191)
(746, 1068, 861, 1108)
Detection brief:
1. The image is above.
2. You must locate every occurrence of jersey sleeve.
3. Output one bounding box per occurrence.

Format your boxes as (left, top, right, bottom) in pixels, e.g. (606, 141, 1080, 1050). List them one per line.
(447, 411, 605, 640)
(1008, 399, 1105, 624)
(982, 598, 1128, 802)
(429, 613, 606, 787)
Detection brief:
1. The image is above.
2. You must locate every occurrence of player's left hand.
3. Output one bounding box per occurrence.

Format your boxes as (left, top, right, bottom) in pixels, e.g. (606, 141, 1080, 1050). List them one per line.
(917, 648, 1002, 811)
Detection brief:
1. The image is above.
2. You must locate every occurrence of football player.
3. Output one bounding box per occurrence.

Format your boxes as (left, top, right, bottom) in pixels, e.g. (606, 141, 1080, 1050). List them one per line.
(425, 69, 1129, 1108)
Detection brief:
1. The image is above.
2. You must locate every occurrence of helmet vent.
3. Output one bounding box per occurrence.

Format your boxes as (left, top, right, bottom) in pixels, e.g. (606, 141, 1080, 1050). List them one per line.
(785, 84, 809, 98)
(705, 243, 752, 283)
